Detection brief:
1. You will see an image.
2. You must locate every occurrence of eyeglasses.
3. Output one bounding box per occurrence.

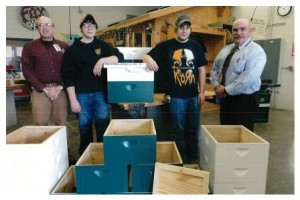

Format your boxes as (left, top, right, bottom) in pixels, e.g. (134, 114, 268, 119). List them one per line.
(82, 23, 96, 29)
(38, 23, 53, 29)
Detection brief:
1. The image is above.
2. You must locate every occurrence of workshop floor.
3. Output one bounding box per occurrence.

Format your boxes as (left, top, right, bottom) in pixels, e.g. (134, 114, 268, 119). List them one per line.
(6, 100, 294, 194)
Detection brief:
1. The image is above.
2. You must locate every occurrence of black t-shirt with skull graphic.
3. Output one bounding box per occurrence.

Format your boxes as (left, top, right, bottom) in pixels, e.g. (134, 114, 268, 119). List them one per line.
(148, 38, 207, 98)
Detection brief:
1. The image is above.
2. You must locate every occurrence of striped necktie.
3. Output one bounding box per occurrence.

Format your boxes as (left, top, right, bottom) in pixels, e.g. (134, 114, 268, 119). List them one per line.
(220, 45, 239, 85)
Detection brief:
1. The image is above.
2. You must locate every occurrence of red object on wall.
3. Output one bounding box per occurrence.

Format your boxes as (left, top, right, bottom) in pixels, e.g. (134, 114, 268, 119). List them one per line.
(291, 43, 294, 56)
(6, 65, 14, 71)
(13, 84, 30, 97)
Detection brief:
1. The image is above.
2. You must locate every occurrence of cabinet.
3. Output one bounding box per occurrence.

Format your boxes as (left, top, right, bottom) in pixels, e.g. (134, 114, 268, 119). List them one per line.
(254, 38, 281, 84)
(99, 20, 154, 48)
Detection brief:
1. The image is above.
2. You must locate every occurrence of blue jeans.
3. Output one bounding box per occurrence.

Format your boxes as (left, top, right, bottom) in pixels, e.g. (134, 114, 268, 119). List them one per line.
(76, 91, 110, 155)
(168, 96, 200, 163)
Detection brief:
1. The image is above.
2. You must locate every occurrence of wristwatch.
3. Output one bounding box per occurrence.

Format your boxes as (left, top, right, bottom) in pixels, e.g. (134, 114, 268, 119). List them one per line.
(58, 85, 63, 90)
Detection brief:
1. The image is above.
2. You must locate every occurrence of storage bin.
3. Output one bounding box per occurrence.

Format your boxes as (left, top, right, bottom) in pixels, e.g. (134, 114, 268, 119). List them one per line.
(104, 63, 154, 103)
(199, 125, 269, 194)
(6, 126, 69, 195)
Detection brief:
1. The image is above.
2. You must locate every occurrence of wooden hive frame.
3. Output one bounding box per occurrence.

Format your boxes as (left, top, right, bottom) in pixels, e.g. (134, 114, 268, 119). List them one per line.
(152, 162, 209, 194)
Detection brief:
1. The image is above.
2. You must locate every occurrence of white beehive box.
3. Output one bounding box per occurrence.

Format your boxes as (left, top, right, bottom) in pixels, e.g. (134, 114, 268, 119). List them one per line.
(6, 126, 69, 195)
(104, 63, 154, 103)
(199, 125, 269, 194)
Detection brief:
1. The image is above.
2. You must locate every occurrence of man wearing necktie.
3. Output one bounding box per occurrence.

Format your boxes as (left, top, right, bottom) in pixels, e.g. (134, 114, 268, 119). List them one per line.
(210, 18, 267, 131)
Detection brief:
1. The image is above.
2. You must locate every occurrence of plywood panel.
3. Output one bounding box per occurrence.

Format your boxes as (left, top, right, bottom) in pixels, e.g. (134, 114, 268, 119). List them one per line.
(153, 162, 209, 194)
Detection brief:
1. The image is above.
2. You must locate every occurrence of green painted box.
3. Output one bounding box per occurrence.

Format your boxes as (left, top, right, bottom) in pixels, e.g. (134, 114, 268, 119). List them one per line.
(104, 63, 154, 103)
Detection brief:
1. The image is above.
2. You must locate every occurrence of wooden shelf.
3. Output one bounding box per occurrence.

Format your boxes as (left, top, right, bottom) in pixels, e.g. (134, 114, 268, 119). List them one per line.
(191, 25, 226, 36)
(97, 6, 231, 48)
(96, 6, 192, 35)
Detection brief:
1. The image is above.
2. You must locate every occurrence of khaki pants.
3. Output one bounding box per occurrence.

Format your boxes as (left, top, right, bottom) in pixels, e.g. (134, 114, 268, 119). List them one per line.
(31, 89, 68, 126)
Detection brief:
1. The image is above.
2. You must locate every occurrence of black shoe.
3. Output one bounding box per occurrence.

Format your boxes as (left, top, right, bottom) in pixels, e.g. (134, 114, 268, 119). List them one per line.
(68, 155, 77, 166)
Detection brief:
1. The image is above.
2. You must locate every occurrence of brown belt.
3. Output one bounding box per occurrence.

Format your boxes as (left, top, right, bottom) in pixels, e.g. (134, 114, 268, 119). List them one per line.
(45, 83, 59, 87)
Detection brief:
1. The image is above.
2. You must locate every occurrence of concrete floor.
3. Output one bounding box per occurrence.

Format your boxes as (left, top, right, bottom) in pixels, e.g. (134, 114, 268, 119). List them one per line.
(6, 101, 294, 194)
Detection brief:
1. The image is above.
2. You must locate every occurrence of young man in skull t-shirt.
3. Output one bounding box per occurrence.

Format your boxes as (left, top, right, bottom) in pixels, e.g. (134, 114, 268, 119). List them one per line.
(144, 14, 207, 163)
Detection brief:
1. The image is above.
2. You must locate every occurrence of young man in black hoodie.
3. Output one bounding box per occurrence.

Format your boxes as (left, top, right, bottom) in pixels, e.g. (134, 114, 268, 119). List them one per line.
(62, 14, 124, 155)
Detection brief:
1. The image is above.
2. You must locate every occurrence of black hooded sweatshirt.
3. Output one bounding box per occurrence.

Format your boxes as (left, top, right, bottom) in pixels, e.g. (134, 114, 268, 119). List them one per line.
(62, 37, 124, 93)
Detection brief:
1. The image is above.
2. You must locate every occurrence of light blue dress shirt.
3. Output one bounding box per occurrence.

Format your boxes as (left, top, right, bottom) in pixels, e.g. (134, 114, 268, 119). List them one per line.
(210, 38, 267, 95)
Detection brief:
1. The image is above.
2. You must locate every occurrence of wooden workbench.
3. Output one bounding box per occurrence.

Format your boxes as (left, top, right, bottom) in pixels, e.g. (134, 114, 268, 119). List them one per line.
(112, 91, 217, 141)
(119, 91, 217, 111)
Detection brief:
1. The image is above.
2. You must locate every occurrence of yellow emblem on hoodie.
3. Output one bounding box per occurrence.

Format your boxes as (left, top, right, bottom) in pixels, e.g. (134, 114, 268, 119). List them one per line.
(95, 48, 101, 56)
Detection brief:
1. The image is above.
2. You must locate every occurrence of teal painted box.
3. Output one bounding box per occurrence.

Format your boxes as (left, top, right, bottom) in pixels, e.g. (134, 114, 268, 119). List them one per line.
(103, 119, 156, 165)
(75, 143, 128, 194)
(56, 142, 183, 194)
(130, 141, 183, 193)
(131, 164, 154, 193)
(104, 63, 154, 103)
(75, 165, 128, 194)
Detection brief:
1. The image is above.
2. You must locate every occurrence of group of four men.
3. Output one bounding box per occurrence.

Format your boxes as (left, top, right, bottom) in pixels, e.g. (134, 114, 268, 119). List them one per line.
(21, 13, 266, 164)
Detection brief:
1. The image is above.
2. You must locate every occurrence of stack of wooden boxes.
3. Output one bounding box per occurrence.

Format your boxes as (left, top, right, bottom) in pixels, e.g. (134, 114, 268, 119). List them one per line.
(76, 119, 157, 194)
(52, 119, 185, 194)
(199, 125, 270, 194)
(6, 126, 69, 196)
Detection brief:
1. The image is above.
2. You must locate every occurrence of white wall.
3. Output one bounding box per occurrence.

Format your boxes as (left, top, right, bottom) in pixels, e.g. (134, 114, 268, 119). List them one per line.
(269, 7, 294, 111)
(232, 6, 294, 110)
(6, 6, 159, 39)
